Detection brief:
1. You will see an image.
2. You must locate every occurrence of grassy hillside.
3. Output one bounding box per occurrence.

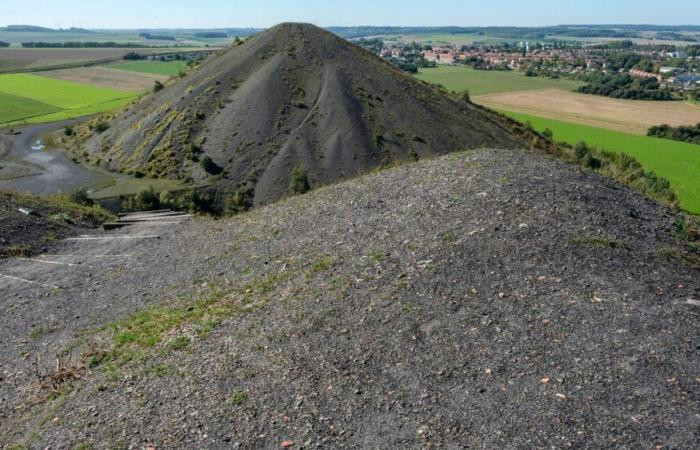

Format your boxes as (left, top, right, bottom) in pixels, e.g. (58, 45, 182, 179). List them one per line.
(0, 73, 137, 125)
(507, 112, 700, 214)
(416, 66, 583, 96)
(110, 60, 189, 76)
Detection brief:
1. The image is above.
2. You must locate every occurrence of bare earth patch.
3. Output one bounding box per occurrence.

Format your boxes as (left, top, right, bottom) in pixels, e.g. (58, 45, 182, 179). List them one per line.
(37, 66, 161, 92)
(475, 88, 700, 135)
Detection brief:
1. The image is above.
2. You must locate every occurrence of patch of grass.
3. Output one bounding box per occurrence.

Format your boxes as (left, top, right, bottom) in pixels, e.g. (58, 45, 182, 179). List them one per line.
(228, 390, 248, 407)
(366, 250, 385, 264)
(109, 60, 188, 76)
(311, 256, 335, 272)
(441, 231, 458, 242)
(1, 243, 31, 257)
(505, 112, 700, 214)
(415, 66, 583, 96)
(165, 336, 191, 352)
(29, 325, 57, 340)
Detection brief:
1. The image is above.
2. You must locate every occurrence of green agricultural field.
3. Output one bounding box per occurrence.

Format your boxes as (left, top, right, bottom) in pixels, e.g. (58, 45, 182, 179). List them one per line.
(507, 112, 700, 214)
(0, 73, 137, 125)
(0, 91, 62, 123)
(110, 60, 189, 76)
(416, 66, 583, 96)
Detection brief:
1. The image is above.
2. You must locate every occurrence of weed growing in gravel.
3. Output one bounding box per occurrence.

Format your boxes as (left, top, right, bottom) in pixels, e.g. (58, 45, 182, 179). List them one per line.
(1, 243, 32, 257)
(228, 390, 248, 407)
(366, 250, 385, 264)
(29, 326, 57, 340)
(165, 336, 191, 352)
(310, 256, 335, 272)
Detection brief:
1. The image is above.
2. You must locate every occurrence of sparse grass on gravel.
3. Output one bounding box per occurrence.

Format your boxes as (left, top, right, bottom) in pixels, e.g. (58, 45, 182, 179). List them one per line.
(3, 148, 699, 449)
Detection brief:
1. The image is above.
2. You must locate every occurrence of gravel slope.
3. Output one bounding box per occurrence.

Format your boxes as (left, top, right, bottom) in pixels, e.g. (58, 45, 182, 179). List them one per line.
(1, 147, 699, 449)
(70, 23, 525, 206)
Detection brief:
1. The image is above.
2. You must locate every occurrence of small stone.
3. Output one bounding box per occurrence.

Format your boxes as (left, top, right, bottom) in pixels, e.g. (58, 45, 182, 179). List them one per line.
(281, 440, 295, 448)
(540, 377, 550, 384)
(556, 393, 567, 399)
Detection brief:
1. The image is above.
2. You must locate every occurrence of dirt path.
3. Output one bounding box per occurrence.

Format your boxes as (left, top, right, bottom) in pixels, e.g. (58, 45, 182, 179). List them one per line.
(0, 120, 108, 195)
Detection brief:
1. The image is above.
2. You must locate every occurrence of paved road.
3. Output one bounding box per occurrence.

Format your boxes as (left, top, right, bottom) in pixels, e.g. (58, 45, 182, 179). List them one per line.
(0, 120, 105, 196)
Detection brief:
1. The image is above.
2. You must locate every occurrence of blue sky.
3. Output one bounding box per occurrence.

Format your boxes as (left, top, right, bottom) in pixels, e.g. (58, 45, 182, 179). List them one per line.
(2, 0, 698, 29)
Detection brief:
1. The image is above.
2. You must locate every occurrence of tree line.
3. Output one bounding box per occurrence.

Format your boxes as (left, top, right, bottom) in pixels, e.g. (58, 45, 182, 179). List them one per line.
(21, 41, 154, 48)
(648, 123, 700, 145)
(578, 73, 673, 100)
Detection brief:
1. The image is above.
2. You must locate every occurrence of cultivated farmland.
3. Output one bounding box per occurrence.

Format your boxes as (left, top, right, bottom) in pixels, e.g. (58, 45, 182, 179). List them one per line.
(477, 89, 700, 135)
(0, 74, 137, 125)
(38, 66, 163, 91)
(415, 66, 583, 96)
(109, 60, 189, 76)
(507, 111, 700, 214)
(0, 47, 211, 73)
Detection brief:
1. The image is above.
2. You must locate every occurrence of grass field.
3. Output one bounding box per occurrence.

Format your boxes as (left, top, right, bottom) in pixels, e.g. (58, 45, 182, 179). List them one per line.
(477, 89, 700, 135)
(416, 66, 583, 96)
(0, 74, 137, 125)
(506, 111, 700, 214)
(109, 60, 189, 76)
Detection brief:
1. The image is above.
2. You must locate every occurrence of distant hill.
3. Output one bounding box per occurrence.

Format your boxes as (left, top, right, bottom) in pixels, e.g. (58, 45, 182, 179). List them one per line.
(1, 25, 56, 32)
(72, 23, 525, 207)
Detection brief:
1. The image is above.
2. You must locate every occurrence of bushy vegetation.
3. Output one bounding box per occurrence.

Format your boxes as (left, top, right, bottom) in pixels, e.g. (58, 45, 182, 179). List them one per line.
(578, 73, 672, 100)
(121, 187, 214, 213)
(556, 140, 677, 207)
(289, 166, 310, 195)
(153, 80, 165, 92)
(648, 123, 700, 145)
(199, 156, 223, 175)
(93, 121, 110, 133)
(0, 41, 9, 48)
(223, 184, 255, 214)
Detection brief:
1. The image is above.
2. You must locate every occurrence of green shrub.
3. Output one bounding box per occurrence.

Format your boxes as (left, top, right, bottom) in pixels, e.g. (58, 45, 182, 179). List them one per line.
(63, 126, 74, 136)
(69, 188, 93, 206)
(200, 156, 222, 175)
(574, 141, 590, 160)
(584, 154, 602, 170)
(135, 186, 159, 211)
(153, 80, 165, 92)
(289, 166, 310, 195)
(223, 184, 255, 214)
(94, 121, 110, 134)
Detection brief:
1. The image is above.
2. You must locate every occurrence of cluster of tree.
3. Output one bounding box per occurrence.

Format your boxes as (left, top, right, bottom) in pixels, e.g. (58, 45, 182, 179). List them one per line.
(355, 38, 384, 54)
(123, 52, 144, 60)
(21, 41, 152, 48)
(647, 123, 700, 144)
(462, 56, 510, 71)
(0, 41, 9, 48)
(386, 58, 419, 73)
(578, 73, 673, 100)
(194, 32, 228, 39)
(139, 32, 176, 41)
